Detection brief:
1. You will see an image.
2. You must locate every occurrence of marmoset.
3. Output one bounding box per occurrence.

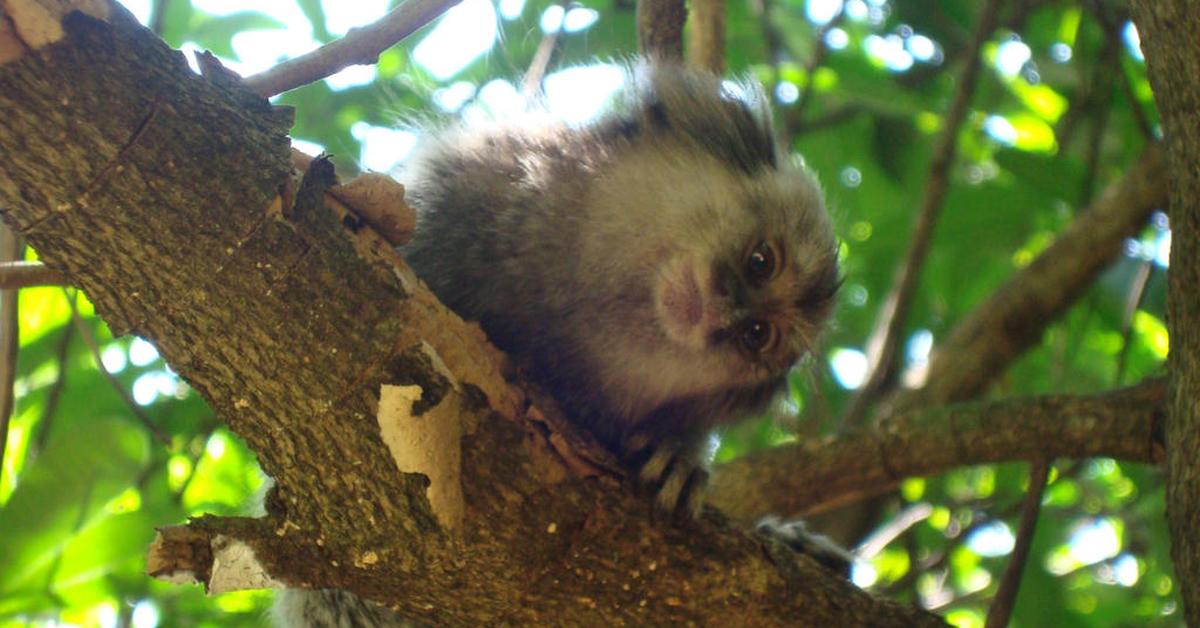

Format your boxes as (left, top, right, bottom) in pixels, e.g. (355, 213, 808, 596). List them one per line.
(275, 62, 840, 627)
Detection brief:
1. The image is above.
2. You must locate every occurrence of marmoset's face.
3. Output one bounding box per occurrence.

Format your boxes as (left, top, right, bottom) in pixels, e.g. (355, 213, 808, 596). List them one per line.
(652, 177, 839, 385)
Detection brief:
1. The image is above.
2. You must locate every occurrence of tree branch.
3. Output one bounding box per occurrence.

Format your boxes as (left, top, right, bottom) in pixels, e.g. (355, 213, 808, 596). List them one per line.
(686, 0, 723, 74)
(983, 460, 1049, 628)
(0, 227, 19, 476)
(0, 260, 67, 288)
(709, 379, 1166, 521)
(243, 0, 462, 97)
(636, 0, 685, 63)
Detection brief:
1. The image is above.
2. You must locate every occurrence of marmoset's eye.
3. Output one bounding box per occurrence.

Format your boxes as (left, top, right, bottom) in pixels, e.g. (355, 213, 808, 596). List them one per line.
(746, 241, 777, 283)
(739, 319, 778, 354)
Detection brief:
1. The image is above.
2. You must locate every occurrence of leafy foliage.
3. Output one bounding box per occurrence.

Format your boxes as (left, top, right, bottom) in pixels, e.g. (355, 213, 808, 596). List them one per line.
(0, 0, 1175, 626)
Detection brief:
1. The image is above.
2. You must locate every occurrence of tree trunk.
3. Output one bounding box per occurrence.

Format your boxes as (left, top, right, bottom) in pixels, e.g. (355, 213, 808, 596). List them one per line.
(1128, 2, 1200, 623)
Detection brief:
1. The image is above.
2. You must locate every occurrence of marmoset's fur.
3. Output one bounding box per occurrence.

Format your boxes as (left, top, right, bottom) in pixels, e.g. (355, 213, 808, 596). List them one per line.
(275, 63, 840, 627)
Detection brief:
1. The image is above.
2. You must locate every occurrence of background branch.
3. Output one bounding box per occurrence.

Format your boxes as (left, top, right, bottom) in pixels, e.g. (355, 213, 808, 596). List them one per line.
(709, 379, 1166, 521)
(686, 0, 724, 74)
(0, 227, 19, 477)
(0, 261, 67, 288)
(636, 0, 685, 63)
(984, 460, 1049, 628)
(244, 0, 462, 97)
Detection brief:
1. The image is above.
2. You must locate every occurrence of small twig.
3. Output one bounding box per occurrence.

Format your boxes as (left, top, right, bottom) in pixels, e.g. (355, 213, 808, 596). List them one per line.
(244, 0, 463, 97)
(0, 227, 20, 478)
(31, 322, 74, 458)
(984, 460, 1050, 628)
(520, 0, 568, 99)
(1114, 259, 1155, 385)
(749, 0, 783, 64)
(687, 0, 725, 74)
(793, 9, 846, 119)
(64, 289, 170, 446)
(0, 261, 68, 289)
(844, 0, 1003, 426)
(636, 0, 686, 63)
(1079, 36, 1118, 205)
(793, 104, 865, 134)
(855, 502, 934, 560)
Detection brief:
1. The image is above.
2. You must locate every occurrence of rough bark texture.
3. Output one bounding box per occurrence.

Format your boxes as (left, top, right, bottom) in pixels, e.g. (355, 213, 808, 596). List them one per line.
(711, 379, 1167, 520)
(1128, 2, 1200, 623)
(0, 5, 945, 625)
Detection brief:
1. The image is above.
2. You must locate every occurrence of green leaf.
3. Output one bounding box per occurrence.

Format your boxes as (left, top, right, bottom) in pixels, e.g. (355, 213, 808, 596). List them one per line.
(0, 419, 148, 596)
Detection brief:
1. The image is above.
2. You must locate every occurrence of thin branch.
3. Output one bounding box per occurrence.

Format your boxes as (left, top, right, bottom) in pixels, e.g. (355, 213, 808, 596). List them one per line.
(244, 0, 463, 97)
(984, 460, 1050, 628)
(520, 0, 568, 99)
(708, 379, 1166, 521)
(1078, 35, 1119, 205)
(855, 502, 934, 560)
(31, 321, 74, 457)
(793, 10, 846, 120)
(1114, 259, 1154, 385)
(0, 227, 19, 478)
(0, 261, 67, 289)
(64, 289, 170, 446)
(636, 0, 686, 63)
(844, 0, 1003, 427)
(687, 0, 724, 74)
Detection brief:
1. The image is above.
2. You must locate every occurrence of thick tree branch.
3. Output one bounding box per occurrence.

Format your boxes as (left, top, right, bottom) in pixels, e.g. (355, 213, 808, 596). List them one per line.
(709, 379, 1166, 521)
(1128, 2, 1200, 622)
(0, 4, 942, 624)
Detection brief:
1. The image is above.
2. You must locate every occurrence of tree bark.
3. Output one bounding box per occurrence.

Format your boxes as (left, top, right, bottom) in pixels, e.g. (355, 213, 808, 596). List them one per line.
(0, 3, 943, 625)
(1128, 2, 1200, 623)
(711, 379, 1167, 521)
